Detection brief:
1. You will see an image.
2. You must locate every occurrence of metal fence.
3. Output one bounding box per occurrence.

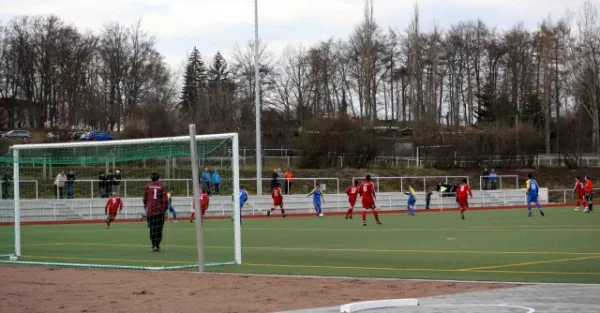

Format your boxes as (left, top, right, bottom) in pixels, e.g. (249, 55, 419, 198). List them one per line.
(5, 177, 341, 199)
(351, 176, 470, 193)
(479, 175, 519, 190)
(548, 189, 580, 204)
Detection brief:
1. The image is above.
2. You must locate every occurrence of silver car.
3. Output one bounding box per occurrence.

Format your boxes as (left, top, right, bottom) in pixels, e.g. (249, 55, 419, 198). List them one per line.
(2, 130, 31, 139)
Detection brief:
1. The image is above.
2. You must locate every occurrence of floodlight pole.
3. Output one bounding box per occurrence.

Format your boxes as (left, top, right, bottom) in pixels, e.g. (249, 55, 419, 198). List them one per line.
(254, 0, 263, 195)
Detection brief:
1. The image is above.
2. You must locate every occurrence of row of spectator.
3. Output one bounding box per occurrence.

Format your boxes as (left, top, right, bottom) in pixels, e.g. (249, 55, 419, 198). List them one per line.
(53, 170, 122, 199)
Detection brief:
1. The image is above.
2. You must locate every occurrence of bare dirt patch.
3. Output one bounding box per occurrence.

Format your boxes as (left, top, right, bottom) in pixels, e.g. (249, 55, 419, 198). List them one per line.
(0, 266, 520, 313)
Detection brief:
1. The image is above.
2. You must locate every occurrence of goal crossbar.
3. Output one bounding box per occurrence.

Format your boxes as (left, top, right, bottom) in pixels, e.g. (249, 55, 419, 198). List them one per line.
(8, 133, 238, 151)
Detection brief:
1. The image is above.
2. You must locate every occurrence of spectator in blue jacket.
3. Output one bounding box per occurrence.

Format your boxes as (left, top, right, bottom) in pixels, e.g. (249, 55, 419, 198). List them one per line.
(489, 169, 498, 190)
(202, 167, 211, 196)
(212, 169, 222, 195)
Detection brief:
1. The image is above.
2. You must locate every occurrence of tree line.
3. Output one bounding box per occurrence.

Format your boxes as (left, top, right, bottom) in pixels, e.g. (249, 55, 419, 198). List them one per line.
(1, 1, 599, 168)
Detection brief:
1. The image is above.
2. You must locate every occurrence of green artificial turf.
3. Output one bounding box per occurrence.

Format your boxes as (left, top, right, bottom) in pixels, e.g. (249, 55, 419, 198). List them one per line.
(1, 207, 599, 283)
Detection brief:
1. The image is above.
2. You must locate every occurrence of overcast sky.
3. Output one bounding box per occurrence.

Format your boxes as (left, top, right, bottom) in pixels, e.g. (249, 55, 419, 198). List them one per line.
(0, 0, 582, 73)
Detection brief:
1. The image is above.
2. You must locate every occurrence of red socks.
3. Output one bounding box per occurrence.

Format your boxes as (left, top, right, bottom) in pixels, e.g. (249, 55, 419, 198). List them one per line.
(460, 208, 466, 214)
(270, 208, 275, 212)
(362, 211, 367, 222)
(373, 211, 380, 223)
(346, 208, 353, 217)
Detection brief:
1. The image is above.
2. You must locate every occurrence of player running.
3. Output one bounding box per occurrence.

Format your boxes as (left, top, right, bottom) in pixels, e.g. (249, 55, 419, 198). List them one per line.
(267, 183, 286, 218)
(143, 173, 169, 252)
(104, 192, 123, 229)
(584, 176, 594, 213)
(359, 175, 381, 226)
(526, 173, 545, 217)
(345, 180, 360, 219)
(574, 176, 585, 211)
(167, 192, 178, 222)
(404, 185, 416, 216)
(191, 190, 210, 222)
(239, 185, 249, 224)
(307, 184, 325, 217)
(456, 179, 472, 220)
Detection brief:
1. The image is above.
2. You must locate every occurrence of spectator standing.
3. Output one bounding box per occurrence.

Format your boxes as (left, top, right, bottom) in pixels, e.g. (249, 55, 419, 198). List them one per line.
(283, 168, 294, 195)
(54, 171, 66, 199)
(66, 170, 76, 199)
(113, 169, 122, 194)
(2, 174, 11, 199)
(489, 169, 498, 190)
(201, 167, 211, 195)
(212, 169, 222, 195)
(276, 168, 284, 184)
(99, 173, 108, 198)
(482, 168, 490, 190)
(106, 170, 114, 196)
(270, 168, 279, 191)
(425, 189, 432, 209)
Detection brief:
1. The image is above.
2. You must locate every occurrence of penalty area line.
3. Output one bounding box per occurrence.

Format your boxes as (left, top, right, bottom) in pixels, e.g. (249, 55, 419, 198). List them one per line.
(458, 255, 600, 271)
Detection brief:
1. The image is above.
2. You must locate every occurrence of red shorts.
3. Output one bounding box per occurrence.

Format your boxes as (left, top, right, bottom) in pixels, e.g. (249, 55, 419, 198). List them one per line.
(362, 198, 375, 209)
(349, 198, 357, 207)
(201, 207, 207, 215)
(457, 197, 468, 207)
(578, 193, 585, 201)
(273, 199, 283, 207)
(107, 211, 117, 221)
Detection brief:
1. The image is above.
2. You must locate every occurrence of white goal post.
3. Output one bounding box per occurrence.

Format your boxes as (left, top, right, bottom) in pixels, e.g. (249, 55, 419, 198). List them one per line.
(0, 129, 241, 271)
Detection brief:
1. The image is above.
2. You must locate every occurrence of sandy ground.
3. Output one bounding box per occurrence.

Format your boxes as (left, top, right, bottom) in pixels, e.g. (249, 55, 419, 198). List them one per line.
(0, 266, 520, 313)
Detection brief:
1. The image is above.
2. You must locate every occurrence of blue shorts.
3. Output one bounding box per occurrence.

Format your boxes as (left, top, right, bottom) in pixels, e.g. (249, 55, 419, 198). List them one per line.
(527, 195, 539, 203)
(408, 199, 416, 206)
(313, 201, 322, 208)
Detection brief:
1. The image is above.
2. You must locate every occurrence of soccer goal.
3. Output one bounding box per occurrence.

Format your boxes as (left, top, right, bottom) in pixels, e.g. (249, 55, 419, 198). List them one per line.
(0, 128, 241, 271)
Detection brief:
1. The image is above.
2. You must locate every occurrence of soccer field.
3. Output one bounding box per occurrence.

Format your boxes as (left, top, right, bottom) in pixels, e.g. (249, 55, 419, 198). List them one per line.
(1, 207, 599, 283)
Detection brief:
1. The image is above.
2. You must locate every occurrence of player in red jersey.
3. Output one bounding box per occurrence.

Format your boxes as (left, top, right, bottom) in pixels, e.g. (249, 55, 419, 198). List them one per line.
(574, 176, 585, 211)
(190, 190, 210, 222)
(584, 176, 594, 213)
(267, 183, 286, 218)
(359, 175, 381, 226)
(143, 172, 169, 252)
(345, 180, 360, 219)
(104, 192, 123, 229)
(456, 178, 473, 220)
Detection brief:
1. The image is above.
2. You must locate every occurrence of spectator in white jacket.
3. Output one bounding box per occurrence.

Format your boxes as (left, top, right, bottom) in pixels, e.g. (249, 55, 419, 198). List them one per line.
(54, 171, 67, 199)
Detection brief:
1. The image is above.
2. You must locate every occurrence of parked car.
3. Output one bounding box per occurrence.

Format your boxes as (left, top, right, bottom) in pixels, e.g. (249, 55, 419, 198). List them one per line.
(79, 132, 89, 140)
(46, 132, 59, 140)
(69, 131, 86, 140)
(1, 130, 31, 139)
(83, 131, 113, 141)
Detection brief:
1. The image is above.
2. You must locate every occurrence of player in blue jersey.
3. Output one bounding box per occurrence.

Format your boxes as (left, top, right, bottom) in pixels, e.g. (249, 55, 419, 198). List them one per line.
(404, 185, 416, 216)
(307, 184, 325, 216)
(167, 192, 178, 222)
(526, 173, 545, 217)
(239, 185, 248, 224)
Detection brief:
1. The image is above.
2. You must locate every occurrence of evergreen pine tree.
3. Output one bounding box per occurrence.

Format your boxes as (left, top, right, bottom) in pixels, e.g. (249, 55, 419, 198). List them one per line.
(209, 51, 230, 83)
(179, 47, 207, 120)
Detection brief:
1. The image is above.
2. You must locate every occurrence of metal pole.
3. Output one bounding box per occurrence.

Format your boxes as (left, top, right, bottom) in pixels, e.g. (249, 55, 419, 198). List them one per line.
(416, 147, 419, 167)
(189, 124, 204, 272)
(254, 0, 263, 195)
(13, 149, 21, 257)
(232, 133, 242, 264)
